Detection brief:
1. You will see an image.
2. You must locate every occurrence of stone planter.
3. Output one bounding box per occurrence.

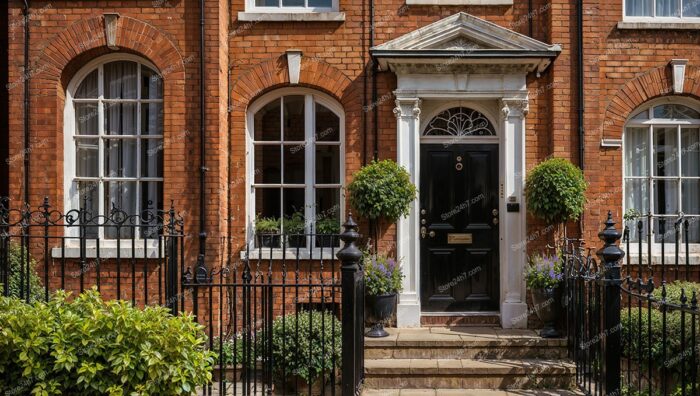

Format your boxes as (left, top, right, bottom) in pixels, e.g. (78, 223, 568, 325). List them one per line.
(531, 286, 562, 338)
(365, 293, 397, 338)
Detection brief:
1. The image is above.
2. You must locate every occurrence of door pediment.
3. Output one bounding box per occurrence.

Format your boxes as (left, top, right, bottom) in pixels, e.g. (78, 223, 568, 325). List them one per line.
(371, 12, 560, 74)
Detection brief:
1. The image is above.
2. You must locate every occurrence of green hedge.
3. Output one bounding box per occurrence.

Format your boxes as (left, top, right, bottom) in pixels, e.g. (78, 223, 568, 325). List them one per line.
(0, 289, 215, 395)
(2, 243, 44, 302)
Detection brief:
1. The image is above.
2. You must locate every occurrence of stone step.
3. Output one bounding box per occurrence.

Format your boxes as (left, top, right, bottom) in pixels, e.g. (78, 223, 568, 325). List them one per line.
(362, 389, 583, 396)
(420, 313, 501, 327)
(365, 327, 567, 360)
(363, 358, 576, 390)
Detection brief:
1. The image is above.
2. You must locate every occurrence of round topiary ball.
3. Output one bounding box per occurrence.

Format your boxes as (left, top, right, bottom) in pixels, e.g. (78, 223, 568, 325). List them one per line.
(347, 160, 417, 222)
(525, 157, 587, 225)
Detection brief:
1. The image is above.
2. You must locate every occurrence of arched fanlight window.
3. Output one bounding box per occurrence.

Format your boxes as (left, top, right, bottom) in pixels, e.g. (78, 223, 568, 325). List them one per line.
(248, 89, 344, 249)
(423, 107, 496, 137)
(624, 101, 700, 244)
(65, 55, 164, 239)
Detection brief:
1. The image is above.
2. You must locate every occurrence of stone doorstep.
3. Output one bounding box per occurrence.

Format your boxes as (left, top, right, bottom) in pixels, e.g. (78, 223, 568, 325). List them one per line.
(363, 345, 568, 360)
(364, 358, 576, 376)
(364, 327, 567, 348)
(362, 390, 584, 396)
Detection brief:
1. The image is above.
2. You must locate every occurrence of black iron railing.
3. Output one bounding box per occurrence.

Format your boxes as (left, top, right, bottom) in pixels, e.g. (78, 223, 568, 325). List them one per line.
(566, 212, 700, 396)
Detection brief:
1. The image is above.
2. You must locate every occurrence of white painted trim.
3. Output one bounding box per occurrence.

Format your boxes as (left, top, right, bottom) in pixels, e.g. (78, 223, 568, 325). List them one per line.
(242, 0, 340, 16)
(238, 12, 345, 21)
(617, 21, 700, 29)
(245, 88, 345, 254)
(406, 0, 512, 4)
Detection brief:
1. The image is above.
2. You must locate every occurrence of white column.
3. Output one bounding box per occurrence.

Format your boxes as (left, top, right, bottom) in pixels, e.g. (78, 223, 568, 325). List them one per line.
(499, 98, 529, 329)
(394, 97, 422, 327)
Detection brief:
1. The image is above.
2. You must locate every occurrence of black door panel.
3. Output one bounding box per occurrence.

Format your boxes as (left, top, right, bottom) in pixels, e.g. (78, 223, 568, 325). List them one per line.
(420, 144, 499, 312)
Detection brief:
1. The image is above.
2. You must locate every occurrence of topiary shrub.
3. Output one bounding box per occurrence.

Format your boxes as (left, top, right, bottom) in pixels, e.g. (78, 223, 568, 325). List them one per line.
(266, 311, 341, 386)
(347, 160, 417, 222)
(0, 289, 215, 395)
(525, 158, 587, 226)
(2, 243, 44, 302)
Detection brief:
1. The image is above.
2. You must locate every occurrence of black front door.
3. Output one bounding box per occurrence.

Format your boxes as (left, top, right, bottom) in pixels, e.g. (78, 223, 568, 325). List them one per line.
(420, 144, 499, 312)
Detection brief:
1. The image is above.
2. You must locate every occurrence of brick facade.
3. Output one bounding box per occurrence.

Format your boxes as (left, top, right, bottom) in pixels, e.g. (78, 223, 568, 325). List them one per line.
(4, 0, 700, 322)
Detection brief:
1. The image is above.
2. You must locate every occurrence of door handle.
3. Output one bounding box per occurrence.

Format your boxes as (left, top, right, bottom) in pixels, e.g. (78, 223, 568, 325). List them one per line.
(429, 230, 436, 238)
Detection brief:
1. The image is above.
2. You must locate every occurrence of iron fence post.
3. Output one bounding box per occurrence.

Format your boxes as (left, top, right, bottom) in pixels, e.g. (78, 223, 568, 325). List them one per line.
(337, 213, 363, 396)
(596, 211, 625, 396)
(166, 204, 178, 315)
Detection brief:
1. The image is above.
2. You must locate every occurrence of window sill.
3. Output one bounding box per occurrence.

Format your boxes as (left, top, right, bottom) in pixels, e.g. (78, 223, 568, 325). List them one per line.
(627, 254, 700, 266)
(405, 0, 512, 4)
(241, 248, 340, 261)
(237, 12, 345, 22)
(617, 21, 700, 30)
(51, 242, 163, 259)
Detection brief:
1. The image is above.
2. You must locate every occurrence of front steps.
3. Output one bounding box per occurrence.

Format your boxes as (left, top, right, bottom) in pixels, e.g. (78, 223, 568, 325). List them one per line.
(363, 327, 577, 394)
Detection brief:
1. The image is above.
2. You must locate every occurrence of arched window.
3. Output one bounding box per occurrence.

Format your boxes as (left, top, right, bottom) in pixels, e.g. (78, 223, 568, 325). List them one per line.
(624, 100, 700, 244)
(64, 55, 163, 239)
(423, 107, 495, 136)
(248, 89, 344, 249)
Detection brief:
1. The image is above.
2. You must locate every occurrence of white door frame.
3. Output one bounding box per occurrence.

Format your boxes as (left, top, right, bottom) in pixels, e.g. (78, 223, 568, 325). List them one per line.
(393, 73, 530, 329)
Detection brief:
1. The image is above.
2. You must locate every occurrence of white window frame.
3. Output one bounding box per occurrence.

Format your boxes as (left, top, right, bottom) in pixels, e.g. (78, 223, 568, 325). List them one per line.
(63, 53, 164, 245)
(622, 0, 700, 22)
(622, 97, 700, 255)
(245, 88, 345, 256)
(245, 0, 338, 14)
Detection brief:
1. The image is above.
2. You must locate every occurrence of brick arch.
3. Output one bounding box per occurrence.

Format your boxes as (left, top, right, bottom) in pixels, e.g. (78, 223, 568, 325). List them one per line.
(30, 15, 188, 211)
(603, 65, 700, 139)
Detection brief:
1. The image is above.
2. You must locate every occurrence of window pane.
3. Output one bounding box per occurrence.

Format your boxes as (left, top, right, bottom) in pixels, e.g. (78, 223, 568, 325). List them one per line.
(254, 145, 281, 183)
(141, 139, 163, 178)
(283, 144, 305, 184)
(75, 70, 98, 99)
(75, 103, 98, 135)
(308, 0, 332, 6)
(681, 128, 700, 176)
(282, 0, 305, 6)
(316, 145, 340, 184)
(141, 67, 163, 100)
(105, 103, 137, 135)
(653, 217, 675, 243)
(625, 179, 649, 214)
(682, 180, 700, 215)
(654, 104, 700, 119)
(630, 108, 649, 120)
(687, 218, 700, 243)
(254, 98, 281, 141)
(653, 127, 678, 176)
(625, 127, 648, 176)
(316, 103, 340, 141)
(104, 61, 138, 99)
(255, 0, 279, 5)
(283, 95, 305, 141)
(627, 216, 648, 243)
(141, 103, 163, 136)
(77, 180, 99, 238)
(283, 188, 305, 218)
(140, 181, 163, 239)
(653, 180, 679, 215)
(315, 188, 341, 224)
(656, 0, 681, 15)
(76, 138, 99, 177)
(104, 138, 138, 178)
(104, 181, 137, 239)
(626, 0, 653, 15)
(254, 187, 281, 218)
(684, 0, 700, 16)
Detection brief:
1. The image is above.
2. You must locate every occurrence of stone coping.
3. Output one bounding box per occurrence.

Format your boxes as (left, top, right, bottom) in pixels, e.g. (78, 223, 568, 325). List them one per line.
(365, 327, 567, 347)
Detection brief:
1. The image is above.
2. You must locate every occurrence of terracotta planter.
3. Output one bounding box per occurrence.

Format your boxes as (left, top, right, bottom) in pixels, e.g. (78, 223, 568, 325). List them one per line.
(531, 286, 562, 338)
(365, 293, 397, 338)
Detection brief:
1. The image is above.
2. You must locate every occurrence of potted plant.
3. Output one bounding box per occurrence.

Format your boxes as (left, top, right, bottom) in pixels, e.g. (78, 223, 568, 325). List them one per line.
(255, 215, 280, 248)
(347, 160, 417, 249)
(266, 310, 341, 394)
(525, 253, 564, 338)
(315, 217, 340, 248)
(364, 253, 403, 338)
(284, 212, 306, 248)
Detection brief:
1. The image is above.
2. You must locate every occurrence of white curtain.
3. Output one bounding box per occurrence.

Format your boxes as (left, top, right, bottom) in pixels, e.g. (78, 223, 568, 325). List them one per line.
(656, 0, 681, 15)
(626, 0, 653, 16)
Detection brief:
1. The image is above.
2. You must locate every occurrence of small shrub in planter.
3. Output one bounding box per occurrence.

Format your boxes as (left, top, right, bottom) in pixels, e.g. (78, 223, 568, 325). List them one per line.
(364, 253, 403, 337)
(525, 253, 563, 338)
(1, 243, 44, 302)
(0, 289, 215, 395)
(263, 311, 341, 392)
(284, 212, 306, 248)
(315, 217, 340, 248)
(255, 215, 281, 248)
(347, 160, 417, 223)
(212, 334, 258, 382)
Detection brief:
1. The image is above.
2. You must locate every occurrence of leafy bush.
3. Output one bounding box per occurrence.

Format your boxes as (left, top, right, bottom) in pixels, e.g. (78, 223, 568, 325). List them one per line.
(2, 243, 44, 302)
(525, 253, 563, 289)
(316, 217, 340, 235)
(283, 212, 306, 235)
(266, 311, 341, 384)
(525, 158, 587, 225)
(0, 289, 215, 395)
(347, 160, 417, 222)
(364, 254, 403, 296)
(652, 281, 700, 305)
(255, 215, 280, 234)
(214, 334, 258, 367)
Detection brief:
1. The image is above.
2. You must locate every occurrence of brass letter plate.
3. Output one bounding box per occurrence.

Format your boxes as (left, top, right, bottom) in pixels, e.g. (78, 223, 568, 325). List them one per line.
(447, 233, 473, 244)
